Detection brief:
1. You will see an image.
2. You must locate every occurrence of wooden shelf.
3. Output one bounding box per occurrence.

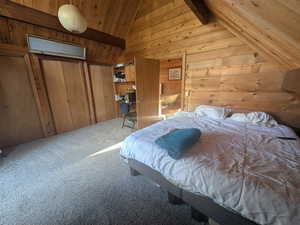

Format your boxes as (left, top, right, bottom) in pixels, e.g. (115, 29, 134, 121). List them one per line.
(115, 81, 136, 95)
(114, 81, 135, 84)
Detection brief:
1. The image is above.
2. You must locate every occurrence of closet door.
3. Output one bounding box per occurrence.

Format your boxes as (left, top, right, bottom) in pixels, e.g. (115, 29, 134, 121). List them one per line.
(135, 57, 160, 129)
(88, 64, 116, 122)
(40, 58, 91, 133)
(0, 54, 43, 147)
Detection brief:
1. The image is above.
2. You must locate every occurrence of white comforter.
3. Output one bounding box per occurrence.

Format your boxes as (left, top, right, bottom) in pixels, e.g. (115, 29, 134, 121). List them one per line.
(120, 113, 300, 225)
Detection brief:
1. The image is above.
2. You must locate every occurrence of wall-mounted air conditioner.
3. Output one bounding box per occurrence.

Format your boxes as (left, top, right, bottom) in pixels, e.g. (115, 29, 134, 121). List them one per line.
(27, 35, 86, 60)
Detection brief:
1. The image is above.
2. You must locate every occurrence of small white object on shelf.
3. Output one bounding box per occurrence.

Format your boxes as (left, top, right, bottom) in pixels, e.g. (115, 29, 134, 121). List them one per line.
(113, 77, 127, 82)
(115, 64, 125, 68)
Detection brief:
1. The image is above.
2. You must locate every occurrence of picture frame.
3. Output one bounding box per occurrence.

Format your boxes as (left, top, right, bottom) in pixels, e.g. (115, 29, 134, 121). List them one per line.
(168, 67, 182, 80)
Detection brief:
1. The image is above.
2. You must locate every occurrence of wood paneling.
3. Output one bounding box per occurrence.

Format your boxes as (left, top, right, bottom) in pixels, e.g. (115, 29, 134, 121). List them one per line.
(204, 0, 300, 70)
(40, 58, 91, 133)
(283, 68, 300, 94)
(10, 0, 141, 39)
(0, 54, 44, 147)
(135, 0, 172, 19)
(125, 0, 300, 128)
(0, 0, 129, 146)
(135, 57, 160, 129)
(123, 0, 244, 61)
(0, 17, 123, 64)
(0, 0, 125, 49)
(185, 46, 300, 128)
(26, 54, 55, 137)
(181, 52, 187, 109)
(125, 64, 136, 82)
(88, 64, 116, 122)
(83, 62, 96, 124)
(115, 82, 135, 95)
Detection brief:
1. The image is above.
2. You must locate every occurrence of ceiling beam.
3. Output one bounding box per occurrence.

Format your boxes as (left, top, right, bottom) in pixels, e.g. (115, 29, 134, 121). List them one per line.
(184, 0, 210, 25)
(0, 0, 125, 49)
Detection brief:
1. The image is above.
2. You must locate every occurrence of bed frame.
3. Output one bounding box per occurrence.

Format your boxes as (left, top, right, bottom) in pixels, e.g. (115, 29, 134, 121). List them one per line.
(128, 159, 259, 225)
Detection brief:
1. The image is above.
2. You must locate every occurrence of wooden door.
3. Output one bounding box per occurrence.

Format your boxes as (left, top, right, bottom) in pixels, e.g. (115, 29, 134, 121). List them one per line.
(135, 57, 160, 129)
(88, 64, 116, 122)
(0, 53, 44, 147)
(40, 58, 91, 133)
(125, 64, 136, 82)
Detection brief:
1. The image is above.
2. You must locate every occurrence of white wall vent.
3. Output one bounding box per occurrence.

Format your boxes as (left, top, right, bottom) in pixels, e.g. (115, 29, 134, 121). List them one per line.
(27, 35, 86, 60)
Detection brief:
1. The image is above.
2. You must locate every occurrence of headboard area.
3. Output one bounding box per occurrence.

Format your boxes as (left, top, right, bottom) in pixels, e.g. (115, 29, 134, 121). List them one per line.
(231, 108, 300, 130)
(184, 48, 300, 129)
(187, 104, 300, 129)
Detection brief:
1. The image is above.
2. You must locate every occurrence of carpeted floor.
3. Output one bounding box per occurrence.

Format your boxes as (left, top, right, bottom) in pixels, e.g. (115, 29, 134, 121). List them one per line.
(0, 118, 216, 225)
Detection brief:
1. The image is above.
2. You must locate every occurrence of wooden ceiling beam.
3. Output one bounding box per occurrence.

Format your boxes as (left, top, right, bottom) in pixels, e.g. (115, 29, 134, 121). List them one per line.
(184, 0, 210, 25)
(0, 0, 125, 49)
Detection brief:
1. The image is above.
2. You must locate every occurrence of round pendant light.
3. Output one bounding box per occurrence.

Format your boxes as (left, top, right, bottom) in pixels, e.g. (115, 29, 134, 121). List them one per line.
(58, 4, 87, 34)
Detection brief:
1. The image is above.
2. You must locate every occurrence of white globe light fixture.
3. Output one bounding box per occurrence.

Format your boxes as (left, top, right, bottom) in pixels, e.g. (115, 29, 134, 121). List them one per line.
(58, 4, 87, 34)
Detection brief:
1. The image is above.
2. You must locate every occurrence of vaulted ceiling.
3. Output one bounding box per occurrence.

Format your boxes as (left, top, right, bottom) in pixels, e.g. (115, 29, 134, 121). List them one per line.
(10, 0, 141, 38)
(10, 0, 300, 70)
(204, 0, 300, 70)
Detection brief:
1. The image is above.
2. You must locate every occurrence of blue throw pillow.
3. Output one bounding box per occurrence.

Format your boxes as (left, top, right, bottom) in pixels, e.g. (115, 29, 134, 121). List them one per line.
(155, 128, 201, 160)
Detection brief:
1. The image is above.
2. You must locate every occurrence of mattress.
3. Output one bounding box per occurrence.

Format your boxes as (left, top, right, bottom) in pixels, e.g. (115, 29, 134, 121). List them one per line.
(120, 113, 300, 225)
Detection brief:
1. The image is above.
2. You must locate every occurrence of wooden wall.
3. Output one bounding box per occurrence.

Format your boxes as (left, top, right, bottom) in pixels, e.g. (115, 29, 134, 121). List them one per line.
(124, 0, 300, 128)
(205, 0, 300, 70)
(0, 53, 44, 147)
(0, 1, 144, 147)
(0, 17, 122, 64)
(283, 68, 300, 94)
(0, 48, 117, 148)
(123, 0, 244, 60)
(10, 0, 141, 38)
(0, 7, 120, 147)
(185, 44, 300, 128)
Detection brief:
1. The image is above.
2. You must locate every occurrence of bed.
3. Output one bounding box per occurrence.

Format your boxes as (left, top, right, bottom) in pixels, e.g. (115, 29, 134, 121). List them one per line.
(120, 112, 300, 225)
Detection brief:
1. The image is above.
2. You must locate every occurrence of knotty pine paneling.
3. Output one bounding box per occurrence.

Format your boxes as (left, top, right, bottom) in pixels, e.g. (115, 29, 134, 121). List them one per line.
(283, 68, 300, 94)
(10, 0, 141, 38)
(125, 0, 300, 128)
(185, 44, 300, 128)
(123, 0, 244, 61)
(204, 0, 300, 70)
(0, 17, 122, 64)
(136, 0, 172, 19)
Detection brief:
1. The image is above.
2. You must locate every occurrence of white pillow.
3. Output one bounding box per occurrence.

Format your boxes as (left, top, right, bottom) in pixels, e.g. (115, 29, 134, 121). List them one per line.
(230, 112, 278, 127)
(173, 111, 195, 118)
(194, 105, 232, 120)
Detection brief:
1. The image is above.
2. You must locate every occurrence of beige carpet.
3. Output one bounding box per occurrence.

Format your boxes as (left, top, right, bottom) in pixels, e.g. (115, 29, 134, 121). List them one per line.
(0, 118, 220, 225)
